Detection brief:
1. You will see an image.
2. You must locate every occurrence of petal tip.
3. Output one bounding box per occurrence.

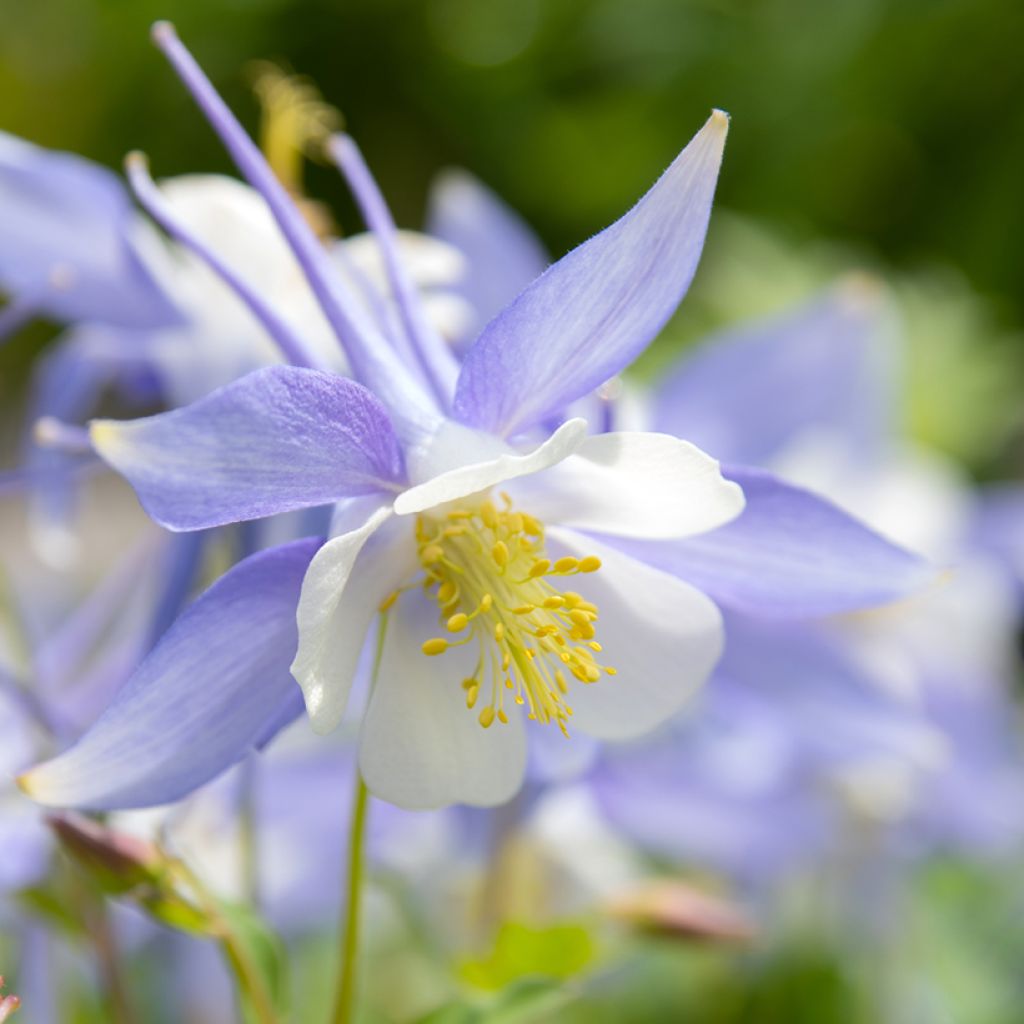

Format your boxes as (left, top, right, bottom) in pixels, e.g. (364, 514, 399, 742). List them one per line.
(88, 418, 117, 455)
(15, 766, 54, 805)
(150, 20, 178, 45)
(835, 270, 887, 313)
(710, 108, 730, 130)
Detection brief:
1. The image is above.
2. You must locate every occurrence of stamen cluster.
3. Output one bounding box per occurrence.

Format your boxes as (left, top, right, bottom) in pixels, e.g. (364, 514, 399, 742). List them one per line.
(406, 495, 614, 734)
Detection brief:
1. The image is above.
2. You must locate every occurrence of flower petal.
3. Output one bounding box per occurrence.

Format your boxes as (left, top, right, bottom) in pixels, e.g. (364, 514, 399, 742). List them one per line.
(0, 130, 181, 329)
(394, 417, 587, 516)
(18, 538, 322, 810)
(547, 529, 723, 740)
(292, 504, 417, 734)
(358, 588, 527, 809)
(426, 169, 549, 345)
(91, 366, 405, 531)
(651, 278, 892, 465)
(607, 466, 932, 618)
(510, 431, 745, 539)
(453, 112, 728, 438)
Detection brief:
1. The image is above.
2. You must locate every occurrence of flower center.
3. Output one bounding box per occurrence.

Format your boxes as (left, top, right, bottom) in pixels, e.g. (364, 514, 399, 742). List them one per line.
(405, 494, 615, 734)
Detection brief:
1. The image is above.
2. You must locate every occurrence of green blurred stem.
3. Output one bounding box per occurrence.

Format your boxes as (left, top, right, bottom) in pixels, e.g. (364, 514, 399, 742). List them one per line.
(332, 774, 369, 1024)
(170, 858, 279, 1024)
(330, 612, 388, 1024)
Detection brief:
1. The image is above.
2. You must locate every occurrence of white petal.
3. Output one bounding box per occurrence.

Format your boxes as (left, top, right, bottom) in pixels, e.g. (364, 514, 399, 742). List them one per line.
(511, 432, 745, 539)
(548, 528, 723, 739)
(358, 589, 527, 809)
(291, 505, 416, 734)
(338, 230, 467, 290)
(394, 418, 588, 516)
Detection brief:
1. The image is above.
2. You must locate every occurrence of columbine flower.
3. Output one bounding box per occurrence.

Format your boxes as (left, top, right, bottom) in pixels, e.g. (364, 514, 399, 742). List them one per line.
(19, 24, 925, 812)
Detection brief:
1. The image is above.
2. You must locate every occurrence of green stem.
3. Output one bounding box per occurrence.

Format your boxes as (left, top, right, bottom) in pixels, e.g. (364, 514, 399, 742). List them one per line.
(329, 612, 387, 1024)
(169, 858, 279, 1024)
(332, 774, 369, 1024)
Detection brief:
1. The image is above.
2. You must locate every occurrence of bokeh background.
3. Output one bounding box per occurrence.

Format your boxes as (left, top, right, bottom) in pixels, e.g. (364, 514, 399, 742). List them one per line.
(3, 1, 1024, 1021)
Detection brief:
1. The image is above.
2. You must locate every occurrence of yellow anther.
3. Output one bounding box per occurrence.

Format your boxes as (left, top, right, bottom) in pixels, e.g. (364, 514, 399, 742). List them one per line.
(605, 667, 618, 676)
(378, 591, 398, 612)
(522, 514, 543, 536)
(413, 495, 610, 734)
(497, 709, 509, 724)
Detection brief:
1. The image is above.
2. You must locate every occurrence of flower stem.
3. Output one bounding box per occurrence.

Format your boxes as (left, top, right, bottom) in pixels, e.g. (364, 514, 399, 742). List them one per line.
(331, 773, 369, 1024)
(329, 612, 387, 1024)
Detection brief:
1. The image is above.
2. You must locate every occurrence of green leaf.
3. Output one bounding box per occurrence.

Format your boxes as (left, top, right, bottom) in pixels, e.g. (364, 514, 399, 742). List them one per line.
(413, 979, 573, 1024)
(459, 922, 595, 991)
(217, 902, 290, 1022)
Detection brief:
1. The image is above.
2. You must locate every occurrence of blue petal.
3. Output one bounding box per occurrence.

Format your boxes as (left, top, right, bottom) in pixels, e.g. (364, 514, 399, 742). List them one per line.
(426, 169, 549, 347)
(25, 325, 155, 551)
(590, 673, 826, 884)
(652, 280, 894, 465)
(91, 366, 406, 531)
(600, 466, 932, 618)
(0, 130, 181, 329)
(972, 484, 1024, 597)
(18, 537, 322, 810)
(453, 112, 727, 438)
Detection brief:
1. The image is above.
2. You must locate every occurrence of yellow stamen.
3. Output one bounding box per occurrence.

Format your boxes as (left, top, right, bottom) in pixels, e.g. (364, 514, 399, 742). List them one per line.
(407, 495, 613, 734)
